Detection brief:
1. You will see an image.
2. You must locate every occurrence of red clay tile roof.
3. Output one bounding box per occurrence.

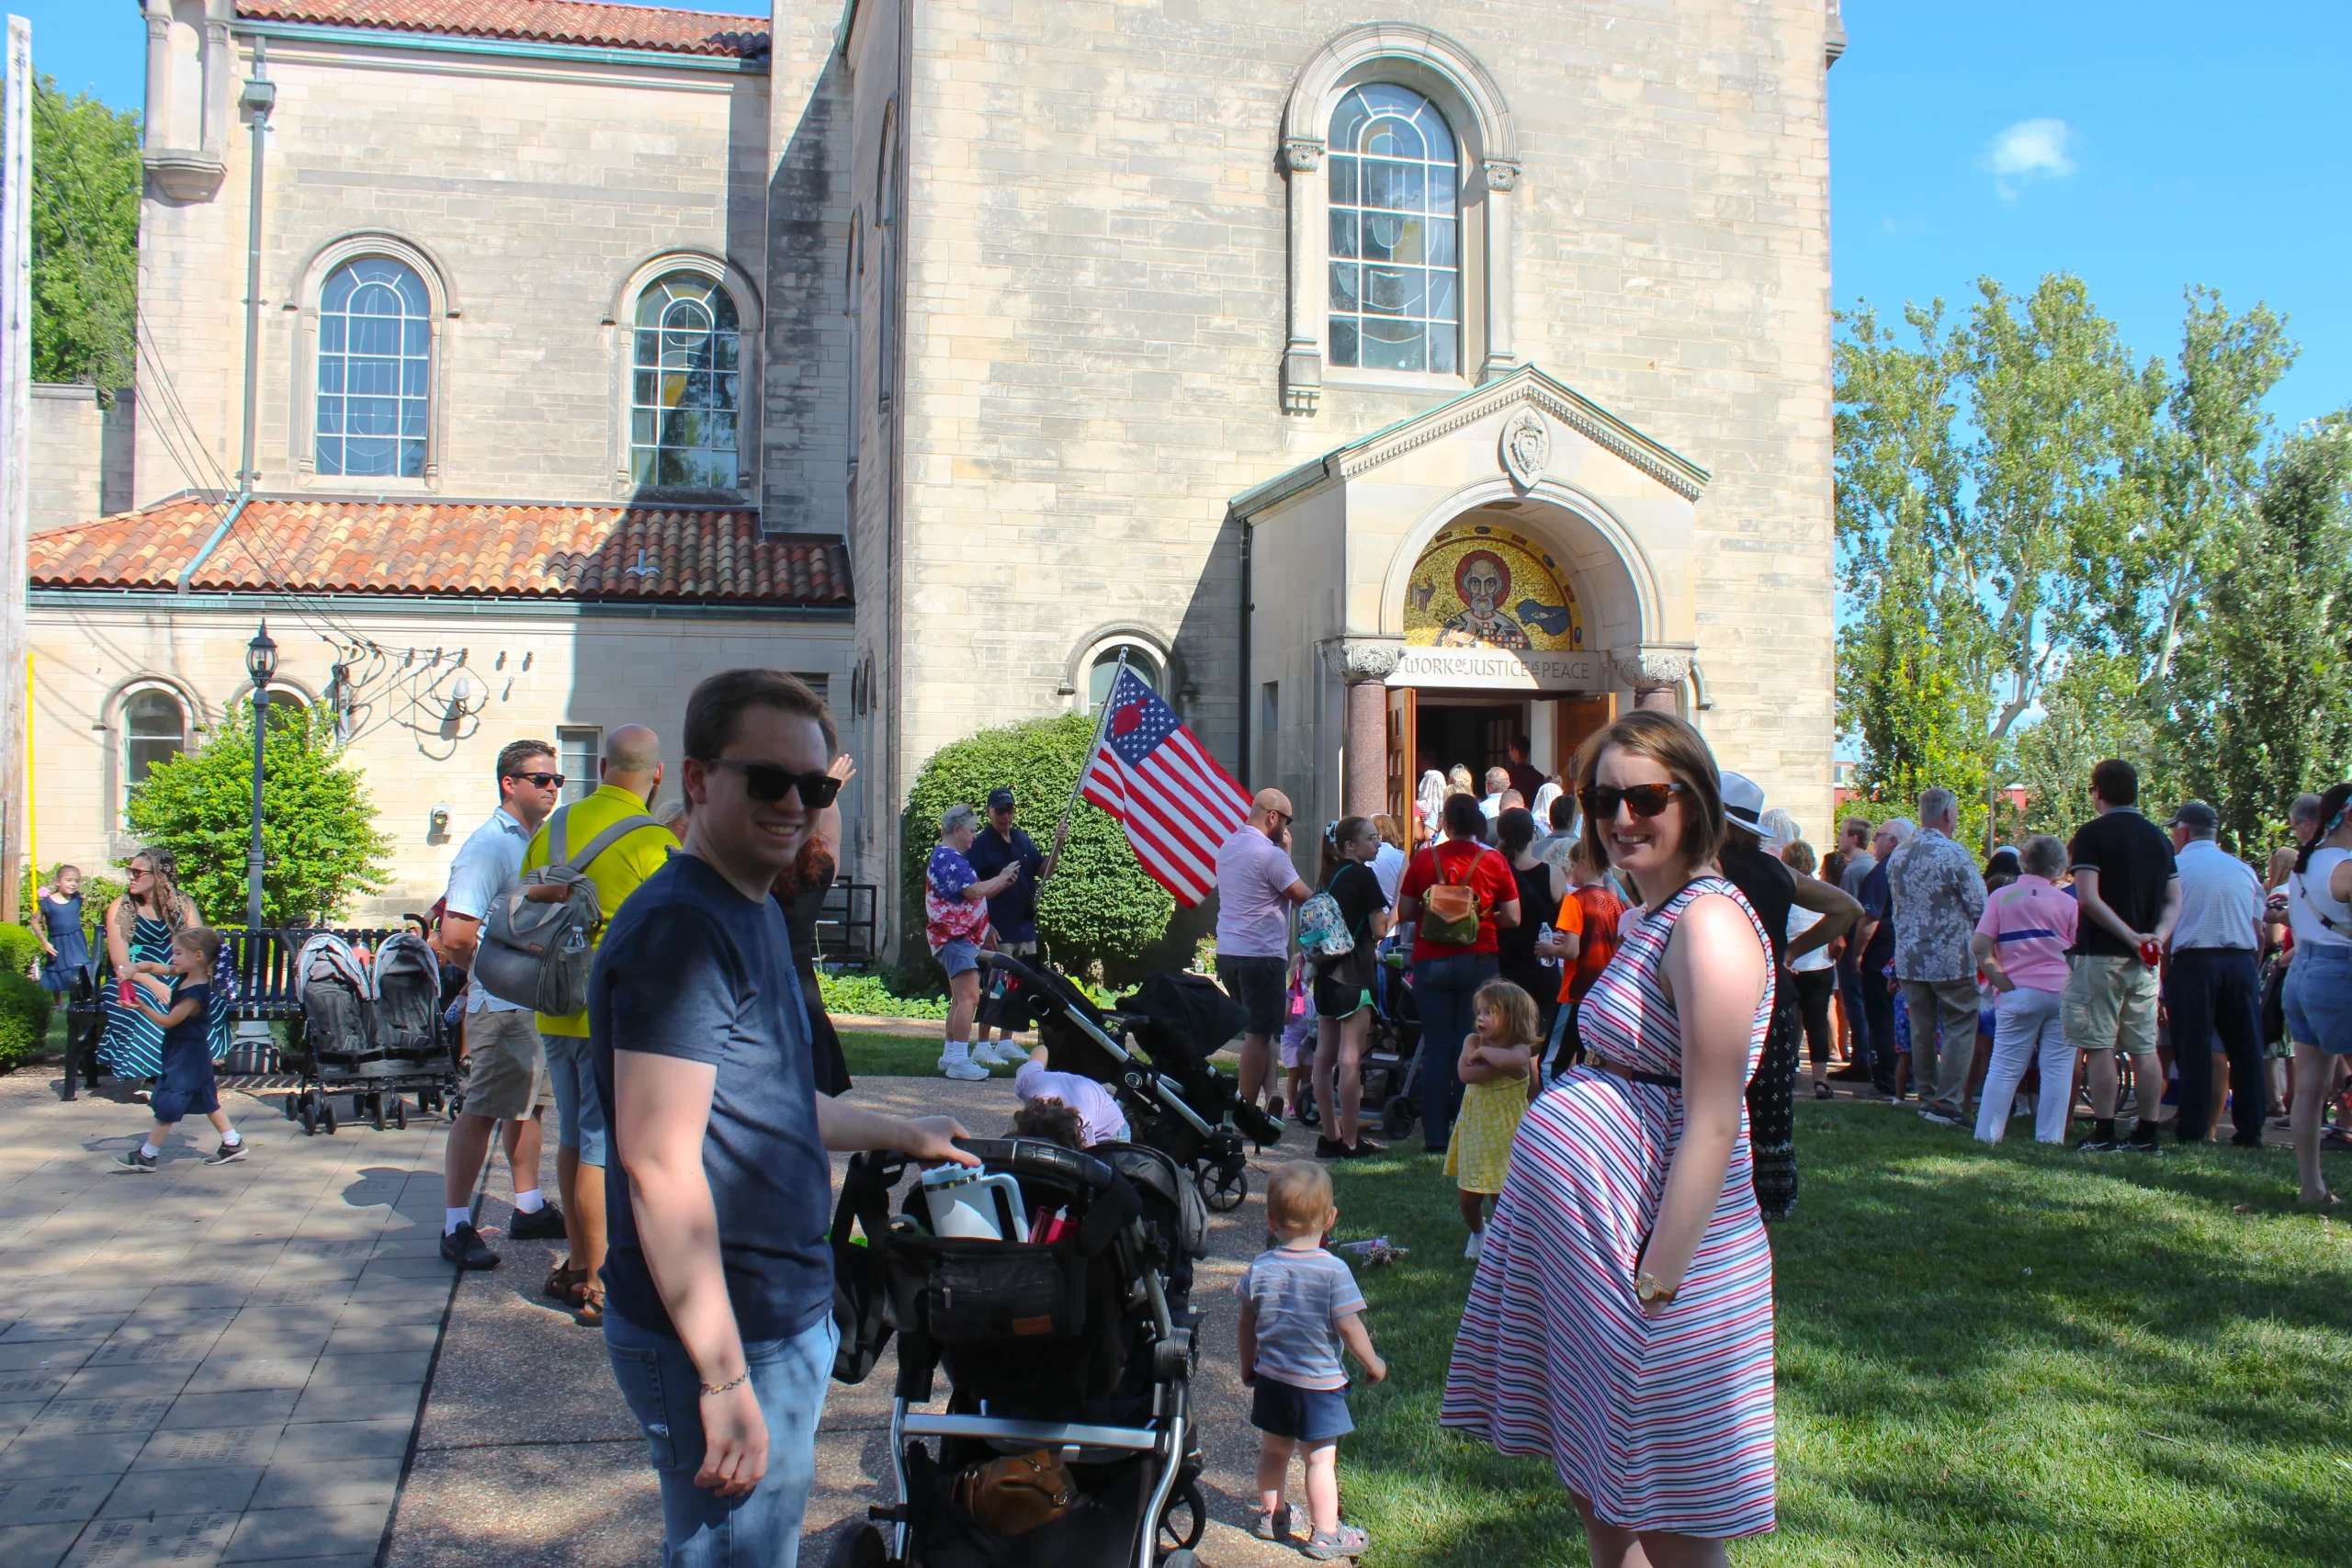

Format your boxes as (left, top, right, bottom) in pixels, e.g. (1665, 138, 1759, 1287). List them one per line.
(30, 497, 850, 607)
(236, 0, 771, 60)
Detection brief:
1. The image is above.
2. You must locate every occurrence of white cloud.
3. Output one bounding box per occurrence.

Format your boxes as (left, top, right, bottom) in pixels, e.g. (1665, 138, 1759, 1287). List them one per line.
(1978, 118, 2076, 199)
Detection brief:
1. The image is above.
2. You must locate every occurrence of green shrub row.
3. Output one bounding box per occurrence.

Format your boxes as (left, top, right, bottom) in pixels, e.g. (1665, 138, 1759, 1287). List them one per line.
(819, 970, 951, 1021)
(0, 974, 56, 1073)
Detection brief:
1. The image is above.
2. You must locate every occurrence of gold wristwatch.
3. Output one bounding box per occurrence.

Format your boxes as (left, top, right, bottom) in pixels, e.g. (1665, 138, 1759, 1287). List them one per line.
(1634, 1270, 1677, 1306)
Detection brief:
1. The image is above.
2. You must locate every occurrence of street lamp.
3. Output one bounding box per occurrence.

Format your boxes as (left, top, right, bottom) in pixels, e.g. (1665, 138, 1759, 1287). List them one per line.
(245, 621, 277, 929)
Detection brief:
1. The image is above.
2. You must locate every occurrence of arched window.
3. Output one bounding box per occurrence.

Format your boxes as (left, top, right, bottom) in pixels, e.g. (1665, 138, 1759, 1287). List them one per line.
(631, 273, 741, 491)
(122, 689, 187, 815)
(1326, 85, 1460, 375)
(316, 257, 433, 478)
(1088, 646, 1163, 714)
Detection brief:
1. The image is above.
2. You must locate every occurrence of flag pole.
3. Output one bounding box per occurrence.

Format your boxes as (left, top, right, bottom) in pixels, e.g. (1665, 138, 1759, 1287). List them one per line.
(1043, 648, 1127, 880)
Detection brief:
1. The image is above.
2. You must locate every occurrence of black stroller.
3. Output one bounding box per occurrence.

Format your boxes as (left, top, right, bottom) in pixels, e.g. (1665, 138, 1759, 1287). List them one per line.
(283, 930, 453, 1134)
(1292, 938, 1427, 1143)
(975, 952, 1283, 1213)
(825, 1135, 1211, 1568)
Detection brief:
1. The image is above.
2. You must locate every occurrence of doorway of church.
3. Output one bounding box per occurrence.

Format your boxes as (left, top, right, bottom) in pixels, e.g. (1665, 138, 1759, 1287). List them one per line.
(1385, 688, 1616, 840)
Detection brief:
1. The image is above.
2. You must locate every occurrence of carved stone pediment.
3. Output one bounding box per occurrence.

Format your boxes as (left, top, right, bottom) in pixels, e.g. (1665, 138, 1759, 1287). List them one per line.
(1500, 408, 1549, 490)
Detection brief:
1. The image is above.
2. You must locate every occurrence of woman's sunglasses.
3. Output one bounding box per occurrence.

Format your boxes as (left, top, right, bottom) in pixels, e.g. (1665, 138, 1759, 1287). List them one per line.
(704, 758, 844, 808)
(1578, 783, 1688, 820)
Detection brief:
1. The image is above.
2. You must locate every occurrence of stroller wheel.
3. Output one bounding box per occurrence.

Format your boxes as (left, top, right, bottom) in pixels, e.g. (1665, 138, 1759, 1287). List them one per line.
(1295, 1083, 1319, 1129)
(282, 1091, 298, 1121)
(322, 1099, 337, 1135)
(300, 1096, 318, 1136)
(1382, 1095, 1417, 1141)
(393, 1098, 408, 1131)
(822, 1522, 888, 1568)
(1157, 1479, 1207, 1553)
(1200, 1165, 1248, 1213)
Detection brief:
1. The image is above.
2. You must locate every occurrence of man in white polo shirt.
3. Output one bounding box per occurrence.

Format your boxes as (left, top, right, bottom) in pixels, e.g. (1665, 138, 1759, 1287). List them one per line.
(2163, 800, 2267, 1146)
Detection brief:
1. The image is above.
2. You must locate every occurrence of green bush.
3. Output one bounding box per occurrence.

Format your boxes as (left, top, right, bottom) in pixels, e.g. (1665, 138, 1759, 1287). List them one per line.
(0, 924, 40, 981)
(820, 970, 950, 1020)
(901, 714, 1177, 984)
(0, 974, 56, 1071)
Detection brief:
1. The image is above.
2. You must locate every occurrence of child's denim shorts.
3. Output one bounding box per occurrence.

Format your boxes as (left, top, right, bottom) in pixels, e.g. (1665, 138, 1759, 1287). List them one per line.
(1250, 1376, 1353, 1441)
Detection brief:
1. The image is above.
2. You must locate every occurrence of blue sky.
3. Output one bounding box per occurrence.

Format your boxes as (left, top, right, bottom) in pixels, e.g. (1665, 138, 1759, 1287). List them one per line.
(26, 0, 2349, 423)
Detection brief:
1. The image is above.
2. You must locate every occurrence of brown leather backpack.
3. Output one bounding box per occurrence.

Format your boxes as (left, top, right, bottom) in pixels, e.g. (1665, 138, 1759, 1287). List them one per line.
(953, 1447, 1076, 1536)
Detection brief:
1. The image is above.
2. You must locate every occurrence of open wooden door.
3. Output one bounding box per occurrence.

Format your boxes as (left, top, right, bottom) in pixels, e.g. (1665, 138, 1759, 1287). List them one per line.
(1386, 686, 1419, 843)
(1554, 694, 1615, 782)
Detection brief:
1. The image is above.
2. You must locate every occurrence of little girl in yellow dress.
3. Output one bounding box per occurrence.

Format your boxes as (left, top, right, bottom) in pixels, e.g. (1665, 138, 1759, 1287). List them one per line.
(1446, 978, 1540, 1261)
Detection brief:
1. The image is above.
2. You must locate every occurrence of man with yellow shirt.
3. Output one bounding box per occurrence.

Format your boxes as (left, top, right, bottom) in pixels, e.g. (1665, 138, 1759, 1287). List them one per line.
(522, 724, 678, 1325)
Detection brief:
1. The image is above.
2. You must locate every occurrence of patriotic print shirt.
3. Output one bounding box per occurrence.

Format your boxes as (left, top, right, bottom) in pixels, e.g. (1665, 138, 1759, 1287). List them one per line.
(926, 845, 990, 951)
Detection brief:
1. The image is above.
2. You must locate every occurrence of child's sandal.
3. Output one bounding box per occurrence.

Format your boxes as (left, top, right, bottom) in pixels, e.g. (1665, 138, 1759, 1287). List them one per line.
(1303, 1523, 1370, 1562)
(573, 1279, 605, 1328)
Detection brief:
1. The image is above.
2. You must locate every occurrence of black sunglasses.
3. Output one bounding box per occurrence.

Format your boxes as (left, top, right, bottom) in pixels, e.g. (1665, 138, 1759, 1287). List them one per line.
(509, 772, 566, 790)
(1578, 783, 1688, 820)
(704, 757, 843, 808)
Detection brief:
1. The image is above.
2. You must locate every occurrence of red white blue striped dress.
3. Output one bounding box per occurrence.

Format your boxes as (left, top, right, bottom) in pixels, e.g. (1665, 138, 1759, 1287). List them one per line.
(1441, 875, 1776, 1537)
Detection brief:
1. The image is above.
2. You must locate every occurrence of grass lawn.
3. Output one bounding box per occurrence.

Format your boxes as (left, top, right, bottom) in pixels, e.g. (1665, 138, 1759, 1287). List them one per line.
(1314, 1101, 2352, 1567)
(840, 1029, 1021, 1079)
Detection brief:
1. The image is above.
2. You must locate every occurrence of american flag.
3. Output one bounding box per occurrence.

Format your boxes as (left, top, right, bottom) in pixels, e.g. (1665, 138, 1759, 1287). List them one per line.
(1079, 668, 1251, 906)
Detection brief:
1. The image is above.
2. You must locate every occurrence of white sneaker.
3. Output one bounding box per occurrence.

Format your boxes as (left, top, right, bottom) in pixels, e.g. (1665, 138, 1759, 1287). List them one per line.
(940, 1052, 989, 1081)
(1464, 1232, 1483, 1261)
(977, 1040, 1021, 1066)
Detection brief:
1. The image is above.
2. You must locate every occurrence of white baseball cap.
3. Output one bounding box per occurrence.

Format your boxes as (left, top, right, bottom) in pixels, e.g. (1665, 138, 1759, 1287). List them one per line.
(1720, 771, 1768, 838)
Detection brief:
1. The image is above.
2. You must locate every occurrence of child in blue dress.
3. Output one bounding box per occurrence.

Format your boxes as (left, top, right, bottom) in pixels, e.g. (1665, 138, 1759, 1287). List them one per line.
(111, 927, 246, 1171)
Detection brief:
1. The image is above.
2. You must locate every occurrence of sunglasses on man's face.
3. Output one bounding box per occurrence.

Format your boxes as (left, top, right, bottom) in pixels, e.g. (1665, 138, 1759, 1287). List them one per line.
(510, 772, 566, 790)
(703, 757, 844, 808)
(1578, 783, 1688, 820)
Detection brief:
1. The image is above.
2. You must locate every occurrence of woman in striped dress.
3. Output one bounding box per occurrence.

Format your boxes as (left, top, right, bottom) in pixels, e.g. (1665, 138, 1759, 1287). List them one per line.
(99, 848, 211, 1085)
(1443, 711, 1777, 1559)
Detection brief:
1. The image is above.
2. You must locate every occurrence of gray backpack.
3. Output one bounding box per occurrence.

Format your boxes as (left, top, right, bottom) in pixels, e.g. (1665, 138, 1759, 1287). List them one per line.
(472, 805, 657, 1016)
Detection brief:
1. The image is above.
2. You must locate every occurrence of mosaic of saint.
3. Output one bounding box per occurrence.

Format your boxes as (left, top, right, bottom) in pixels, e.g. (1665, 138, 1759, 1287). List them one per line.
(1403, 525, 1583, 651)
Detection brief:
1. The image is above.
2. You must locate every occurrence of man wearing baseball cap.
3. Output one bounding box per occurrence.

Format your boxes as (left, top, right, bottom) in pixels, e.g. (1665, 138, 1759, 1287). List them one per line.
(967, 786, 1046, 1065)
(2163, 800, 2267, 1145)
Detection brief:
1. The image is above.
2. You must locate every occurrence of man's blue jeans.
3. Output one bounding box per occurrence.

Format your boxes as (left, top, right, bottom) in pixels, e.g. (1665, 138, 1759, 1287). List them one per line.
(1836, 956, 1876, 1079)
(606, 1309, 840, 1568)
(1413, 953, 1498, 1151)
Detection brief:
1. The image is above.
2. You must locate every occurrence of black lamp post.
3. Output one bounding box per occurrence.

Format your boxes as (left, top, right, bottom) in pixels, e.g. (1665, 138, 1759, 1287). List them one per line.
(245, 621, 277, 929)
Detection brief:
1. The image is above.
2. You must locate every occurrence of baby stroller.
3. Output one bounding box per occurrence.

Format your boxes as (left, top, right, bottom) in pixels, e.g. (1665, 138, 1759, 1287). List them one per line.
(825, 1135, 1211, 1568)
(283, 930, 454, 1134)
(974, 952, 1283, 1213)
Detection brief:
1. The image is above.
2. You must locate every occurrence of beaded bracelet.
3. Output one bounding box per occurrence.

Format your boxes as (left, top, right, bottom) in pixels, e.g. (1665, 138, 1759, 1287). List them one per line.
(699, 1371, 748, 1397)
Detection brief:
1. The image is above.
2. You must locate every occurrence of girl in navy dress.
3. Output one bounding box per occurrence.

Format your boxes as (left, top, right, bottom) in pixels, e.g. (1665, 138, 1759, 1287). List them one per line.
(110, 926, 246, 1171)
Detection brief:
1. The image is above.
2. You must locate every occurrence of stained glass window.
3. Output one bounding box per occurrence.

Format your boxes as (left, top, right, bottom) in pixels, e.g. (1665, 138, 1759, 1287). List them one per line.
(316, 257, 432, 478)
(631, 274, 741, 491)
(1326, 85, 1460, 375)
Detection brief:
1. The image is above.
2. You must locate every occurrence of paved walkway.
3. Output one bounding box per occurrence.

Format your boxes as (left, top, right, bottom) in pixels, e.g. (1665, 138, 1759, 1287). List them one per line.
(0, 1066, 453, 1568)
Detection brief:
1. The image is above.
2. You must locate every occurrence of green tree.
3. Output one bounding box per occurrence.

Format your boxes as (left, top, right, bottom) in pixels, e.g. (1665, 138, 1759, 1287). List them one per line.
(1837, 274, 2161, 849)
(2162, 417, 2352, 855)
(29, 77, 139, 393)
(2007, 652, 2159, 841)
(127, 704, 394, 925)
(902, 714, 1174, 983)
(1836, 553, 1991, 843)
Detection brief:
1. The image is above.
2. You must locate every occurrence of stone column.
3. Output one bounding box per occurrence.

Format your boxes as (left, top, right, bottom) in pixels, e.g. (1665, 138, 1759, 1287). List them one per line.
(1281, 138, 1325, 416)
(1478, 160, 1521, 382)
(1320, 637, 1405, 819)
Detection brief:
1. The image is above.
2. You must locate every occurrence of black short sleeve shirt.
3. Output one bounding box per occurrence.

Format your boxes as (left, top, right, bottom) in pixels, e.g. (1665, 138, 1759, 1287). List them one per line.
(2065, 808, 2178, 958)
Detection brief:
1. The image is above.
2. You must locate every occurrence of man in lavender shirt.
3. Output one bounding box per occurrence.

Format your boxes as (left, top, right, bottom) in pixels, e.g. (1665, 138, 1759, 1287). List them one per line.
(1216, 789, 1312, 1117)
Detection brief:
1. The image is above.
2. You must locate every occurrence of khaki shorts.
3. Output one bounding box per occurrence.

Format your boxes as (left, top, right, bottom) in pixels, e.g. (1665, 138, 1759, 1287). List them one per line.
(458, 1008, 549, 1121)
(2063, 953, 2160, 1055)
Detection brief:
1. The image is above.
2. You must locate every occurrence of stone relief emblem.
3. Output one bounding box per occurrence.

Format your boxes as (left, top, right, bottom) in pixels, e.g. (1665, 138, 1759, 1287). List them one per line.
(1500, 408, 1550, 491)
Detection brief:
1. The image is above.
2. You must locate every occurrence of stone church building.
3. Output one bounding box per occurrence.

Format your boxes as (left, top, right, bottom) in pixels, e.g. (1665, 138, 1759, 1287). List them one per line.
(29, 0, 1841, 936)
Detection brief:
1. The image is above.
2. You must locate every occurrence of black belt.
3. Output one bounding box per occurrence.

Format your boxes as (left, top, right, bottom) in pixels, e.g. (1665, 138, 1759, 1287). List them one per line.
(1587, 1056, 1682, 1089)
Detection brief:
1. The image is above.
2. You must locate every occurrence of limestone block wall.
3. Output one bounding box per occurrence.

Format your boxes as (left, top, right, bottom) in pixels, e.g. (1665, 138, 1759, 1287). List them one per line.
(30, 387, 104, 536)
(134, 33, 775, 513)
(869, 0, 1837, 840)
(29, 596, 851, 917)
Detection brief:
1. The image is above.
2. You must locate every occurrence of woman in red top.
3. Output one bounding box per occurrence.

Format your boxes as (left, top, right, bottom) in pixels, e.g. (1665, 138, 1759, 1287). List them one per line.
(1396, 792, 1523, 1151)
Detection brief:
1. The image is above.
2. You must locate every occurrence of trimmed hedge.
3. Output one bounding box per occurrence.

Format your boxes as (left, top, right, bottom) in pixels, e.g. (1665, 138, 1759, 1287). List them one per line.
(0, 974, 55, 1072)
(0, 923, 40, 982)
(901, 714, 1176, 984)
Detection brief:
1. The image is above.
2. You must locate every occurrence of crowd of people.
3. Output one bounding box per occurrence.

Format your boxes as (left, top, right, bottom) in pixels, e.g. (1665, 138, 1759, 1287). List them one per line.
(61, 667, 2351, 1568)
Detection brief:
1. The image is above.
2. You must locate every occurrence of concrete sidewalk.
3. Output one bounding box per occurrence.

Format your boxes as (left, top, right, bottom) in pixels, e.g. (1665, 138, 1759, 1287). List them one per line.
(0, 1066, 455, 1568)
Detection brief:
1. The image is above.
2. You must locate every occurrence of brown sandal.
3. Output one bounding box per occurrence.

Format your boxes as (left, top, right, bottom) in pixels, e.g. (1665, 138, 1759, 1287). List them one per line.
(574, 1279, 605, 1328)
(545, 1261, 583, 1303)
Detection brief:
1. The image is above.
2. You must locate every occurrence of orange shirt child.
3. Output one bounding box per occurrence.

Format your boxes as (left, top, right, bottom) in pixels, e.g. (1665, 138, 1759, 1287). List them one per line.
(1555, 883, 1627, 1004)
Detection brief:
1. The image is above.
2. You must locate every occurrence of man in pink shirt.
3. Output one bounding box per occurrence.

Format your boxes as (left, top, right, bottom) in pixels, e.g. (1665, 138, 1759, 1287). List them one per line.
(1969, 835, 2080, 1143)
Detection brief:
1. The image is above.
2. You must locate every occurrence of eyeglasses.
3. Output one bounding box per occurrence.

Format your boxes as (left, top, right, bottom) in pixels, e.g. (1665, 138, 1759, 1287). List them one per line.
(127, 866, 153, 879)
(508, 772, 566, 790)
(702, 757, 844, 808)
(1578, 783, 1688, 820)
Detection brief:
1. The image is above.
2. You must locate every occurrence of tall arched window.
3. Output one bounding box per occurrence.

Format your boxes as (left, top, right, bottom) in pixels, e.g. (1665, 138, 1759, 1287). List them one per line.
(631, 273, 741, 491)
(1326, 85, 1459, 375)
(122, 688, 187, 818)
(316, 257, 432, 477)
(1087, 646, 1163, 713)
